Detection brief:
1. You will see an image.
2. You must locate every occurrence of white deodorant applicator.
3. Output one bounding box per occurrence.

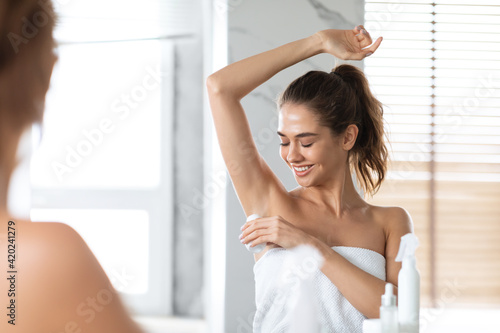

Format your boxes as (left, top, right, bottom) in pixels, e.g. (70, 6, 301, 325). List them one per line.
(245, 214, 266, 253)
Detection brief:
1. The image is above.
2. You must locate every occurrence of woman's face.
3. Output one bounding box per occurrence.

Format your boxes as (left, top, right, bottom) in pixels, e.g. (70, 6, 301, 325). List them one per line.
(278, 103, 351, 188)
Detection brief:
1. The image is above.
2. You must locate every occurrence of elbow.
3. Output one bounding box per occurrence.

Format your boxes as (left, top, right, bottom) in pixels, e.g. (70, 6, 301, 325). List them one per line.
(206, 74, 224, 96)
(206, 73, 239, 99)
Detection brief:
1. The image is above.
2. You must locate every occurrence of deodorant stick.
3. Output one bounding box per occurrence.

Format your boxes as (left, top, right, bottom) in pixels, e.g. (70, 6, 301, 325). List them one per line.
(245, 214, 266, 253)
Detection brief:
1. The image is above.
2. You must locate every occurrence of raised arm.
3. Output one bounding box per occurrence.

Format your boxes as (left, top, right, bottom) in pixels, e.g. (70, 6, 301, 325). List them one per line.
(206, 26, 381, 215)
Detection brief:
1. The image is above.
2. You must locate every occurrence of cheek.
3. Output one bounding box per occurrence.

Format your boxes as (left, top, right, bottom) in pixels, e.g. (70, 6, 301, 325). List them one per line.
(304, 147, 321, 161)
(280, 147, 288, 162)
(307, 145, 334, 166)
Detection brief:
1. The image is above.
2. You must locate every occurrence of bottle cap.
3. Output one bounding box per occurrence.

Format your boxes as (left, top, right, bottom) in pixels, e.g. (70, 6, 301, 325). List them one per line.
(381, 283, 396, 307)
(395, 233, 419, 263)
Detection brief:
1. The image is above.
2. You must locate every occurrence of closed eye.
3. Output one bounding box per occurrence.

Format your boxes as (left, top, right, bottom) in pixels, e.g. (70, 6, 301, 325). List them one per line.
(280, 142, 313, 147)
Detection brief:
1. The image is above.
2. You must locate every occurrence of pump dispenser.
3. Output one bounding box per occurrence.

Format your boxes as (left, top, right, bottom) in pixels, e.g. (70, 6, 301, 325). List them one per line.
(380, 283, 398, 333)
(395, 233, 420, 333)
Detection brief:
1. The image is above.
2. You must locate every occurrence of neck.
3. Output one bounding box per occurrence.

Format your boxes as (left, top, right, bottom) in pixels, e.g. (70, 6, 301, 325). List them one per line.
(0, 128, 23, 221)
(0, 170, 12, 223)
(301, 163, 364, 217)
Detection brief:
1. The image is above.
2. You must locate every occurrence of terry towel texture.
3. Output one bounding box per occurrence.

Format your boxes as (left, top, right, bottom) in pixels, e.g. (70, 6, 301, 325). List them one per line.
(253, 246, 386, 333)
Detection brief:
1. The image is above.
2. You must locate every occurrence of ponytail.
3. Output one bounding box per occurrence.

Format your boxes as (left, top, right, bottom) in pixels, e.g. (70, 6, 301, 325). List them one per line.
(278, 64, 388, 196)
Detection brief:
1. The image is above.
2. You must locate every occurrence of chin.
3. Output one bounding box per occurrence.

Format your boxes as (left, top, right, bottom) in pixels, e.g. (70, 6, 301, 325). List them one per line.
(295, 177, 317, 188)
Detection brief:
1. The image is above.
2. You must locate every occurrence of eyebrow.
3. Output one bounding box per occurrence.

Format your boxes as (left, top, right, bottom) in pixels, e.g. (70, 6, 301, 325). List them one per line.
(277, 131, 319, 138)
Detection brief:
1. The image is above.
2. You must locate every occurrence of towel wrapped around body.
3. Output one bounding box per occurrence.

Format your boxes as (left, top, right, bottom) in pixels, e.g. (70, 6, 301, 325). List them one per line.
(253, 246, 386, 333)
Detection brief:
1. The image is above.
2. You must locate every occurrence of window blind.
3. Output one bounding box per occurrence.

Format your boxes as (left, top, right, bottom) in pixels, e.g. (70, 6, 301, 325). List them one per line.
(365, 0, 500, 306)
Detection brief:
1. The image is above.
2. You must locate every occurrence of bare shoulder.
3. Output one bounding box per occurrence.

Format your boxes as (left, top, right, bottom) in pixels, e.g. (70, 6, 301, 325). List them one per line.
(18, 220, 110, 309)
(15, 220, 142, 332)
(21, 220, 98, 271)
(369, 204, 414, 235)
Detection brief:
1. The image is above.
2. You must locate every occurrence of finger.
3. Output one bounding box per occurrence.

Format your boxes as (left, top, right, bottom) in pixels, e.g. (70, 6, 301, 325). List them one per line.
(362, 36, 383, 57)
(241, 216, 263, 230)
(242, 229, 269, 245)
(356, 25, 373, 40)
(240, 220, 274, 240)
(355, 25, 366, 36)
(246, 216, 281, 226)
(242, 220, 284, 245)
(359, 30, 373, 47)
(361, 27, 371, 39)
(353, 25, 364, 41)
(241, 215, 278, 230)
(249, 236, 271, 248)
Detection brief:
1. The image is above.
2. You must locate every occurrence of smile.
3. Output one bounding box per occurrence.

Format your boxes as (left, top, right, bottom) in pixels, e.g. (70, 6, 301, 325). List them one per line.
(292, 164, 314, 176)
(293, 165, 311, 172)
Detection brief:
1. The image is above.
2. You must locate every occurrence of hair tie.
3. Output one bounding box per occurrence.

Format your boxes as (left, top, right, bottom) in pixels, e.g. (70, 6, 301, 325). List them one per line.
(331, 71, 343, 80)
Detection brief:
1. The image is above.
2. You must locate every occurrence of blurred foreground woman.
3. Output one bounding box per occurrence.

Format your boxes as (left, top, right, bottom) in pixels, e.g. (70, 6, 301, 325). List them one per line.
(0, 1, 143, 332)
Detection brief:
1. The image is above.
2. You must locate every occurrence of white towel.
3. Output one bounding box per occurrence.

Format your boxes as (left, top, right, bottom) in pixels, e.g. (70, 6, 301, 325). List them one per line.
(253, 246, 386, 333)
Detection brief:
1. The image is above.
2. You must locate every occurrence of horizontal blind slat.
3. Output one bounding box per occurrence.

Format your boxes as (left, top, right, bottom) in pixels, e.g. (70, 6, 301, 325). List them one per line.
(366, 0, 500, 306)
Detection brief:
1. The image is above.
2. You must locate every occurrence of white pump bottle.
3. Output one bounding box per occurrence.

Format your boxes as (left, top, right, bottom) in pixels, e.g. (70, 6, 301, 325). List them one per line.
(395, 233, 420, 333)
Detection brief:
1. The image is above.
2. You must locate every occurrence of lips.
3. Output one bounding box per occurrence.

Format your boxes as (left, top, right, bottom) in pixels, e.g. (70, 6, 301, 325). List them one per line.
(292, 164, 314, 177)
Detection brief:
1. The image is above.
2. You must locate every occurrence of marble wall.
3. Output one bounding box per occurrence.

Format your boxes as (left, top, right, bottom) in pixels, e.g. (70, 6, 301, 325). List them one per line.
(223, 0, 364, 331)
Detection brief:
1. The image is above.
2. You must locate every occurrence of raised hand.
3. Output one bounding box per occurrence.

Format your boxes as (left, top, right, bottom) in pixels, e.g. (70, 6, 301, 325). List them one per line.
(315, 25, 383, 61)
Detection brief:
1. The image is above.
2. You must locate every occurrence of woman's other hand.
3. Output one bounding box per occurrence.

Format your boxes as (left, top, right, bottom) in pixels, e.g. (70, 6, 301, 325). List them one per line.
(239, 215, 313, 250)
(315, 25, 383, 61)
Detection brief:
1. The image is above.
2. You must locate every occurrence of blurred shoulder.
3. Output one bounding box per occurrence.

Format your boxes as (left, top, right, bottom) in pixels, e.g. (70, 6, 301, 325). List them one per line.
(16, 220, 106, 287)
(10, 219, 143, 332)
(20, 220, 107, 284)
(23, 219, 82, 243)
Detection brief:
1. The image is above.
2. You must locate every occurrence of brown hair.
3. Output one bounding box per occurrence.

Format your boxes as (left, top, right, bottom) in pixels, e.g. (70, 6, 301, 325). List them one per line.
(0, 0, 56, 186)
(0, 0, 56, 128)
(278, 64, 388, 196)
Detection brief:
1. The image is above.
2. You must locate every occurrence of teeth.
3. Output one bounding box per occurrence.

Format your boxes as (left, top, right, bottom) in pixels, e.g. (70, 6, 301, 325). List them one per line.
(294, 165, 311, 172)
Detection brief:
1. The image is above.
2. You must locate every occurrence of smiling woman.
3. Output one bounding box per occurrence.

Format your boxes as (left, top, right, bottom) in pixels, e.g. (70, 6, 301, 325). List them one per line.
(207, 26, 413, 332)
(278, 66, 388, 195)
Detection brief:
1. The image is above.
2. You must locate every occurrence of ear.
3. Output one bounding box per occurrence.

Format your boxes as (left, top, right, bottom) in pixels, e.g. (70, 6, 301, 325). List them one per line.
(343, 124, 358, 151)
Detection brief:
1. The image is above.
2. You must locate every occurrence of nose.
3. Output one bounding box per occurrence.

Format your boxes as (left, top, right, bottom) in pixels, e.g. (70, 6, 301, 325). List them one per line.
(287, 143, 304, 164)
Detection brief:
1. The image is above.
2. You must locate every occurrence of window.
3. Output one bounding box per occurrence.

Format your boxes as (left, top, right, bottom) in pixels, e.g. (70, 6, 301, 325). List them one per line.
(29, 0, 193, 315)
(365, 0, 500, 307)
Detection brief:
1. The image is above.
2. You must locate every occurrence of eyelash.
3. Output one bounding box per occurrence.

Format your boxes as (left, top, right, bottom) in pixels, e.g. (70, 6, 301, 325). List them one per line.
(279, 143, 313, 148)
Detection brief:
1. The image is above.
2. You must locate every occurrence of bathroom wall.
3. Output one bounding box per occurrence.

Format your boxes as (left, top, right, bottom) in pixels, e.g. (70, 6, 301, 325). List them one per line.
(224, 0, 364, 331)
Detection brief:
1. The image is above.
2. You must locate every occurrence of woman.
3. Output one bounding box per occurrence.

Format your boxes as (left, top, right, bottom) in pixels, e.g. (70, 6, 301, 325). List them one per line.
(207, 26, 413, 331)
(0, 1, 143, 332)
